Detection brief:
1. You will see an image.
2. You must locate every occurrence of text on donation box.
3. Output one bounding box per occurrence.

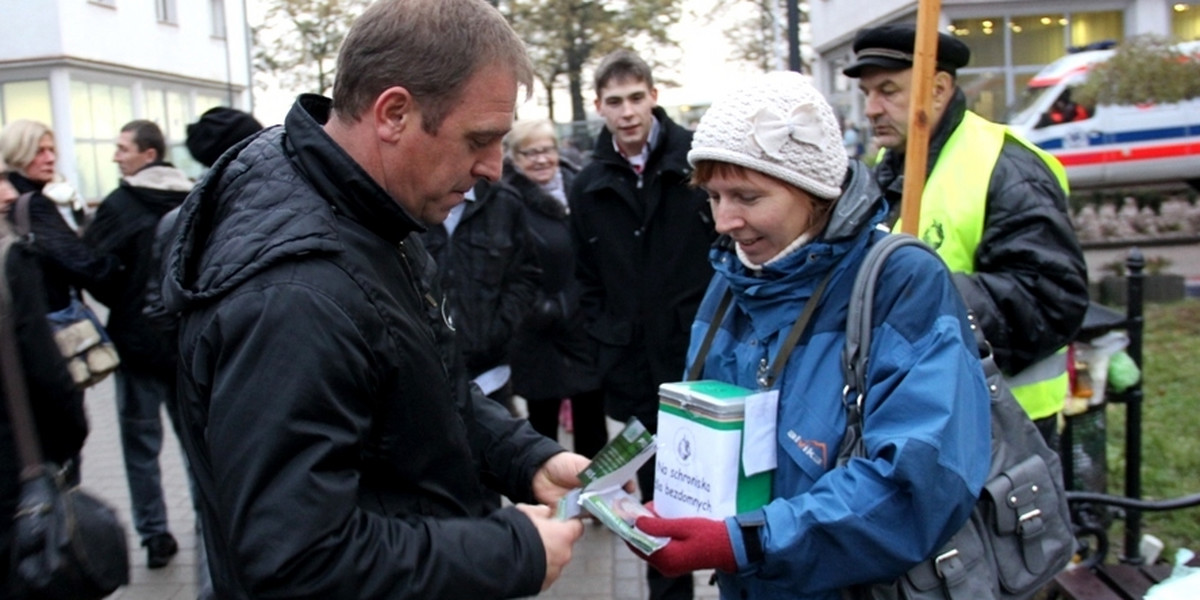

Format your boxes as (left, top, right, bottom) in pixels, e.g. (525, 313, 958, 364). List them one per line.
(654, 410, 744, 519)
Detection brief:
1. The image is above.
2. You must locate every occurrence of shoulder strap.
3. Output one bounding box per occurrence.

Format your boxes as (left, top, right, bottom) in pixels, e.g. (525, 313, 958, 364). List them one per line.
(0, 224, 47, 477)
(687, 268, 836, 387)
(838, 234, 941, 465)
(14, 192, 34, 238)
(687, 290, 733, 381)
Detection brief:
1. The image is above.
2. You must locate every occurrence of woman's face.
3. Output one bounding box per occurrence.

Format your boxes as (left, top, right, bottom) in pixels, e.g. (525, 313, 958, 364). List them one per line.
(22, 133, 57, 184)
(512, 133, 560, 185)
(0, 177, 17, 214)
(703, 166, 817, 265)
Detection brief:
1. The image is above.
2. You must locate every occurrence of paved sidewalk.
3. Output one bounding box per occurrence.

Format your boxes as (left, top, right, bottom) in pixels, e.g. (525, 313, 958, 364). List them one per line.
(81, 379, 718, 600)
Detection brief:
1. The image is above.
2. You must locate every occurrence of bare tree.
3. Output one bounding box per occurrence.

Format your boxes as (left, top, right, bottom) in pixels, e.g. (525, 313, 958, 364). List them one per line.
(253, 0, 370, 97)
(710, 0, 809, 73)
(499, 0, 684, 123)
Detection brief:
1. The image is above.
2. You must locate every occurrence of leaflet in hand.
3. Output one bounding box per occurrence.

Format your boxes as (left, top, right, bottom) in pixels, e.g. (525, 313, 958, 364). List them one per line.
(555, 418, 668, 554)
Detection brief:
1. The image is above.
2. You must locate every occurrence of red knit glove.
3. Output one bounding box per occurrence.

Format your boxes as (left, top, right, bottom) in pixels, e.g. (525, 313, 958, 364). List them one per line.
(635, 515, 737, 578)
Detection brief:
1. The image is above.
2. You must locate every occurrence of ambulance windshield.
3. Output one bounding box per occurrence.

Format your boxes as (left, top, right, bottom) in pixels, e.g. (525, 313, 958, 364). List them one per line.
(1006, 84, 1057, 127)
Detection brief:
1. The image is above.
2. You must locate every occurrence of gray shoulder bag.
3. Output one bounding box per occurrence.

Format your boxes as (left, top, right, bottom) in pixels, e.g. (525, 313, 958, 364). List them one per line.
(838, 234, 1075, 600)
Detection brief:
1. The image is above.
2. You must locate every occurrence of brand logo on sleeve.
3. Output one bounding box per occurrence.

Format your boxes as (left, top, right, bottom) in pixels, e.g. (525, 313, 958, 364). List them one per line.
(787, 429, 827, 468)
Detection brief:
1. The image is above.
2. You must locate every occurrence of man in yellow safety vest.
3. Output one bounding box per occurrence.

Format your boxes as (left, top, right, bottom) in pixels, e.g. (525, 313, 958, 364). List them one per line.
(844, 23, 1088, 449)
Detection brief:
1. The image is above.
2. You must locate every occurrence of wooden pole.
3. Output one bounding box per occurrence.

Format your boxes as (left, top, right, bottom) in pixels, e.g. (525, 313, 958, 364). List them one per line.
(898, 0, 943, 235)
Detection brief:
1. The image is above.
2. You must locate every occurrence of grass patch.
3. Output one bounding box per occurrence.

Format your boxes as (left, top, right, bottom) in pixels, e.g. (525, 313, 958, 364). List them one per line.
(1101, 299, 1200, 562)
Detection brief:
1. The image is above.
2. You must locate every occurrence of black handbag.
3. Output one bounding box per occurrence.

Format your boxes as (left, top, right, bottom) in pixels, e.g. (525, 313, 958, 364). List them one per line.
(0, 228, 130, 600)
(837, 234, 1075, 600)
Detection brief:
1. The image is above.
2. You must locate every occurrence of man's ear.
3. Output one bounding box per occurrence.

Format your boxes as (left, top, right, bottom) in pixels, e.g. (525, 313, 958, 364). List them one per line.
(373, 86, 415, 143)
(932, 72, 955, 114)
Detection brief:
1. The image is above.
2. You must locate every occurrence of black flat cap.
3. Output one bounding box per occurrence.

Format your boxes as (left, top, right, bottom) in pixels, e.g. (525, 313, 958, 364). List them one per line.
(842, 24, 971, 78)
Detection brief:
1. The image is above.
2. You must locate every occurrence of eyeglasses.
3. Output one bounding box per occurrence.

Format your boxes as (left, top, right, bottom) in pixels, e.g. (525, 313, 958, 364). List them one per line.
(516, 146, 558, 159)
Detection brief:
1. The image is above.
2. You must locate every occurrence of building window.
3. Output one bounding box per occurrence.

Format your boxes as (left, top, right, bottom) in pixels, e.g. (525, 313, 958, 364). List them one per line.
(948, 17, 1005, 68)
(1, 80, 53, 127)
(156, 0, 177, 25)
(211, 0, 227, 39)
(1173, 3, 1200, 41)
(70, 81, 134, 200)
(1011, 14, 1068, 66)
(1071, 11, 1123, 49)
(958, 71, 1007, 122)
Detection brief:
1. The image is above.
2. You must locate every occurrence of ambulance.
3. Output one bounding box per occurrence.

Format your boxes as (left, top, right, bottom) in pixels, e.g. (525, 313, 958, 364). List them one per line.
(1007, 40, 1200, 190)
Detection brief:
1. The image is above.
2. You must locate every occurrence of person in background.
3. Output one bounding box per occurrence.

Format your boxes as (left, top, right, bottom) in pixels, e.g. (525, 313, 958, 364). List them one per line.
(140, 107, 262, 600)
(0, 161, 89, 599)
(631, 70, 991, 600)
(844, 24, 1088, 447)
(502, 119, 607, 459)
(185, 107, 264, 170)
(82, 119, 192, 569)
(0, 119, 121, 315)
(0, 119, 89, 230)
(145, 106, 265, 336)
(841, 118, 863, 160)
(159, 0, 586, 596)
(0, 120, 121, 483)
(421, 175, 540, 415)
(569, 49, 716, 600)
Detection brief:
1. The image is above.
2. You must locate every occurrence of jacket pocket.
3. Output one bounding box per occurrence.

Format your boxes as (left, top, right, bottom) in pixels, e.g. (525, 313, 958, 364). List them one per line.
(465, 232, 513, 287)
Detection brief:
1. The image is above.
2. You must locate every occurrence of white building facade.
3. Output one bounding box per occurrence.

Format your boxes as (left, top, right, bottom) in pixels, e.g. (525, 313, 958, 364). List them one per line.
(0, 0, 252, 201)
(808, 0, 1200, 130)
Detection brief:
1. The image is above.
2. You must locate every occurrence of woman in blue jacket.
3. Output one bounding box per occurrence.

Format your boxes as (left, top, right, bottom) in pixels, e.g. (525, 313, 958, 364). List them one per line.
(633, 71, 992, 599)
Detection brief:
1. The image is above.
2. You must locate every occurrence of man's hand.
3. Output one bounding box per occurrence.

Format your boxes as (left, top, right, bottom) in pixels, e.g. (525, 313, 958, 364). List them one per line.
(635, 514, 737, 578)
(532, 451, 591, 506)
(516, 503, 585, 591)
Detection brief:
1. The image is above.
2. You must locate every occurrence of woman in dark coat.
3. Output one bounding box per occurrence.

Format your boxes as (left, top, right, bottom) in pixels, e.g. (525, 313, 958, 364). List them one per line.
(0, 119, 122, 312)
(0, 170, 89, 598)
(502, 119, 607, 458)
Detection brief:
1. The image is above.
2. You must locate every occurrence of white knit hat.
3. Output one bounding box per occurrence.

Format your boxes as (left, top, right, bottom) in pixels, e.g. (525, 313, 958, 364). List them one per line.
(688, 71, 848, 200)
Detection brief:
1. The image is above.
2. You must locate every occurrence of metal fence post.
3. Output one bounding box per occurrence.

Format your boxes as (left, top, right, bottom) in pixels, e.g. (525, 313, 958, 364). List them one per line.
(1121, 247, 1145, 564)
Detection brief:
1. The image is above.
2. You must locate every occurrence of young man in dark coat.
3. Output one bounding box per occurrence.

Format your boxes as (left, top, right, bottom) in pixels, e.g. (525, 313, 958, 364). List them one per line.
(83, 119, 192, 569)
(159, 1, 586, 597)
(569, 49, 717, 600)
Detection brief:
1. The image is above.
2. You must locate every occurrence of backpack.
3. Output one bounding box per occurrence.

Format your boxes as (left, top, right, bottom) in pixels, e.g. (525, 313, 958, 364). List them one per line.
(838, 234, 1075, 600)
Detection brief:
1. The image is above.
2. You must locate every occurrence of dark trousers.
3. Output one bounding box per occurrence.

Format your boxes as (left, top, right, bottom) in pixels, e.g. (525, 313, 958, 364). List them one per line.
(526, 388, 608, 458)
(115, 367, 180, 540)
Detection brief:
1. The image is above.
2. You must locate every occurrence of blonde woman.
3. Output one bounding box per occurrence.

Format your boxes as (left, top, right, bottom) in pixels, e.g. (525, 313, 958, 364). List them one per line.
(0, 120, 120, 316)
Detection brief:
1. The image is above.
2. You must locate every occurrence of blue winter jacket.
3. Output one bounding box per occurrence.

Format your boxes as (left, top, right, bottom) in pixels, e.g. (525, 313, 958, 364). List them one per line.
(688, 162, 991, 599)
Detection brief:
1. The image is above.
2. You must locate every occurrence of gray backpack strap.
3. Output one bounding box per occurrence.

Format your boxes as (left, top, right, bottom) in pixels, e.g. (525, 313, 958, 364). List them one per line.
(838, 233, 941, 466)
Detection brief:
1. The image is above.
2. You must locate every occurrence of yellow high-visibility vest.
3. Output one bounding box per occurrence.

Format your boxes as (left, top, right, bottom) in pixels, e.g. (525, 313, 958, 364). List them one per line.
(896, 111, 1070, 421)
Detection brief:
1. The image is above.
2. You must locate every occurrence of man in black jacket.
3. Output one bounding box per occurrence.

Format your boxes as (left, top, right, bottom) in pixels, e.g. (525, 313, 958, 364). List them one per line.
(421, 178, 540, 414)
(569, 49, 716, 600)
(844, 24, 1088, 447)
(160, 1, 586, 597)
(84, 119, 192, 569)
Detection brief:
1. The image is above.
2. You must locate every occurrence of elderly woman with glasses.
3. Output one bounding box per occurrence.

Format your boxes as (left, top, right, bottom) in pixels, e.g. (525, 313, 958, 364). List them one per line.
(500, 119, 608, 458)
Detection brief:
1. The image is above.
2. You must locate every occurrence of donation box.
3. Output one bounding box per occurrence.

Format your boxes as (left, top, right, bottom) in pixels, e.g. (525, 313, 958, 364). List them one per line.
(654, 380, 771, 519)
